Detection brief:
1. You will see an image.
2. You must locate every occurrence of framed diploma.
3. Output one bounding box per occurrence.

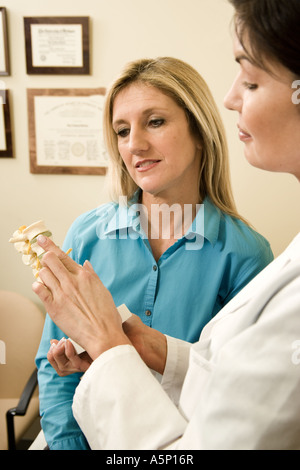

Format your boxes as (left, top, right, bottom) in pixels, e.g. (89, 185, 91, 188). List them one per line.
(24, 17, 89, 74)
(0, 89, 13, 157)
(0, 8, 10, 76)
(27, 88, 108, 174)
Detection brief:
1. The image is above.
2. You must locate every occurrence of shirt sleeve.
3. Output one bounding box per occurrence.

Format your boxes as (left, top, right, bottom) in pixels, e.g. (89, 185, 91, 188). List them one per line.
(224, 241, 274, 305)
(72, 345, 188, 450)
(35, 315, 90, 450)
(35, 223, 90, 450)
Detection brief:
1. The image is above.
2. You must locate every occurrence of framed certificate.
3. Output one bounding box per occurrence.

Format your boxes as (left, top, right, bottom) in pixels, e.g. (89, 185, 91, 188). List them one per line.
(24, 17, 90, 74)
(27, 88, 108, 174)
(0, 7, 10, 76)
(0, 89, 13, 157)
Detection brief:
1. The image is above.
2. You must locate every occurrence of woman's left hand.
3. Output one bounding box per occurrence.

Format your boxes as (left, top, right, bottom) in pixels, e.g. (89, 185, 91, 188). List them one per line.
(32, 236, 131, 360)
(47, 338, 93, 376)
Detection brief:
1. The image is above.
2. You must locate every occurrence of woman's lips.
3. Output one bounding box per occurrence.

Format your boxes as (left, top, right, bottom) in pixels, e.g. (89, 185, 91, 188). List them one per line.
(135, 159, 160, 172)
(238, 125, 252, 142)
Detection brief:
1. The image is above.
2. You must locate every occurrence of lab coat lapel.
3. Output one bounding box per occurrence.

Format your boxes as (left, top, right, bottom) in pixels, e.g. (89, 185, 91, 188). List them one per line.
(199, 242, 297, 348)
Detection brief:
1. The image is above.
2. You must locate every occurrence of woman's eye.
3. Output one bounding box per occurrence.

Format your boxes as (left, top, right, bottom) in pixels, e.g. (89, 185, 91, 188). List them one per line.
(116, 128, 130, 138)
(149, 118, 165, 128)
(243, 81, 258, 91)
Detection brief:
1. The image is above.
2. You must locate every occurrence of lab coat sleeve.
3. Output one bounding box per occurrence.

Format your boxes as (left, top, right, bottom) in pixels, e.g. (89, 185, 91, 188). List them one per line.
(172, 268, 300, 449)
(161, 335, 192, 405)
(72, 344, 188, 450)
(73, 262, 300, 450)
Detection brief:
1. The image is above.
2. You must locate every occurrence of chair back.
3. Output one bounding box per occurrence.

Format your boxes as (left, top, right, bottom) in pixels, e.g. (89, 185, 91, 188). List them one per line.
(0, 290, 44, 449)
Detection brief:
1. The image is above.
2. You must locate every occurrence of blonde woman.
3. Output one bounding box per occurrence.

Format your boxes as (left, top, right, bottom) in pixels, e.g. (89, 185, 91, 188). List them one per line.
(105, 57, 240, 216)
(35, 57, 272, 450)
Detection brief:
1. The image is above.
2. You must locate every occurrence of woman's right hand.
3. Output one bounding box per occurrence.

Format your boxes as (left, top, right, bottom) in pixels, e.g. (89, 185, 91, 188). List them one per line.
(47, 338, 93, 376)
(47, 311, 168, 377)
(122, 314, 167, 375)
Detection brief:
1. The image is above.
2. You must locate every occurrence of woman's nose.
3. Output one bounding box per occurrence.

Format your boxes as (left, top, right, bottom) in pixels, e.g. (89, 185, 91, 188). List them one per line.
(224, 77, 242, 112)
(128, 127, 149, 154)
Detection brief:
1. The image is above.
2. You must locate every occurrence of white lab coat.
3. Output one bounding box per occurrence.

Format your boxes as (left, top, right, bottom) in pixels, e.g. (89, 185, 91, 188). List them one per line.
(72, 233, 300, 450)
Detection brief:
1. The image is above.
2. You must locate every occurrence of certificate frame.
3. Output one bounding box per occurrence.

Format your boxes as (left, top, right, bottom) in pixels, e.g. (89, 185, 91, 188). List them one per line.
(24, 16, 90, 74)
(0, 7, 10, 76)
(27, 88, 108, 175)
(0, 89, 13, 158)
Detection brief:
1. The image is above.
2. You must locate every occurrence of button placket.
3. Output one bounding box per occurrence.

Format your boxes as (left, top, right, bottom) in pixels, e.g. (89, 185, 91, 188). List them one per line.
(143, 263, 159, 324)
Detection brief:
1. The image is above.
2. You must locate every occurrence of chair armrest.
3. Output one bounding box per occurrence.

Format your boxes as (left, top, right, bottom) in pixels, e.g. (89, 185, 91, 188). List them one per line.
(14, 368, 38, 416)
(6, 368, 38, 450)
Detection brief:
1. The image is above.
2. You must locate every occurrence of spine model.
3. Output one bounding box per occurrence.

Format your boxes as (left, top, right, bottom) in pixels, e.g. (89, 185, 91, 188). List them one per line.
(9, 220, 132, 354)
(9, 220, 53, 281)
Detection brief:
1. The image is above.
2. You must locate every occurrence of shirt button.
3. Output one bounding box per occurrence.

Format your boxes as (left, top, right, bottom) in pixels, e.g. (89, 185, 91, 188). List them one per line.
(153, 265, 157, 271)
(145, 310, 152, 316)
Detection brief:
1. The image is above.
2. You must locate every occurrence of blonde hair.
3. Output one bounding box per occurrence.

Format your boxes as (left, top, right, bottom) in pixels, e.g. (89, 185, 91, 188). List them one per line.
(103, 56, 245, 222)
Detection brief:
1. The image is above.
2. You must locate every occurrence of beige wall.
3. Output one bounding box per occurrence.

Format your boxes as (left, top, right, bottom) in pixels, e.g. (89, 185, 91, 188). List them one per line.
(1, 0, 299, 308)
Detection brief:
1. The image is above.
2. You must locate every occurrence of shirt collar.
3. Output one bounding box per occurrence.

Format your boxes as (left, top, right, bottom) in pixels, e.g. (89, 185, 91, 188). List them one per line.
(186, 197, 220, 246)
(103, 191, 144, 236)
(102, 191, 221, 246)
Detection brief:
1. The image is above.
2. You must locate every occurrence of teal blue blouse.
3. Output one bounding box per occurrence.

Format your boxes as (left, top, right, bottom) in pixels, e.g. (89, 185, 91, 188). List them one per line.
(36, 195, 273, 449)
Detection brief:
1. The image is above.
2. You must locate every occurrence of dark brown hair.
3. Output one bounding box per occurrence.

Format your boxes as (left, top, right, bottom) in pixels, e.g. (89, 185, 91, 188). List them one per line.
(229, 0, 300, 77)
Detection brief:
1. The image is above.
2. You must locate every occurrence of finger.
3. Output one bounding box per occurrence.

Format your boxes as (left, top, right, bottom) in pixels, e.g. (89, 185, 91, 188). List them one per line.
(83, 259, 95, 273)
(32, 278, 53, 304)
(47, 344, 57, 365)
(37, 236, 78, 273)
(41, 251, 69, 279)
(47, 354, 60, 374)
(47, 354, 70, 377)
(41, 253, 95, 308)
(37, 264, 63, 297)
(48, 339, 91, 375)
(64, 340, 92, 372)
(47, 341, 62, 374)
(47, 340, 76, 376)
(47, 340, 59, 362)
(64, 337, 76, 357)
(50, 338, 71, 370)
(65, 340, 92, 366)
(41, 252, 82, 293)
